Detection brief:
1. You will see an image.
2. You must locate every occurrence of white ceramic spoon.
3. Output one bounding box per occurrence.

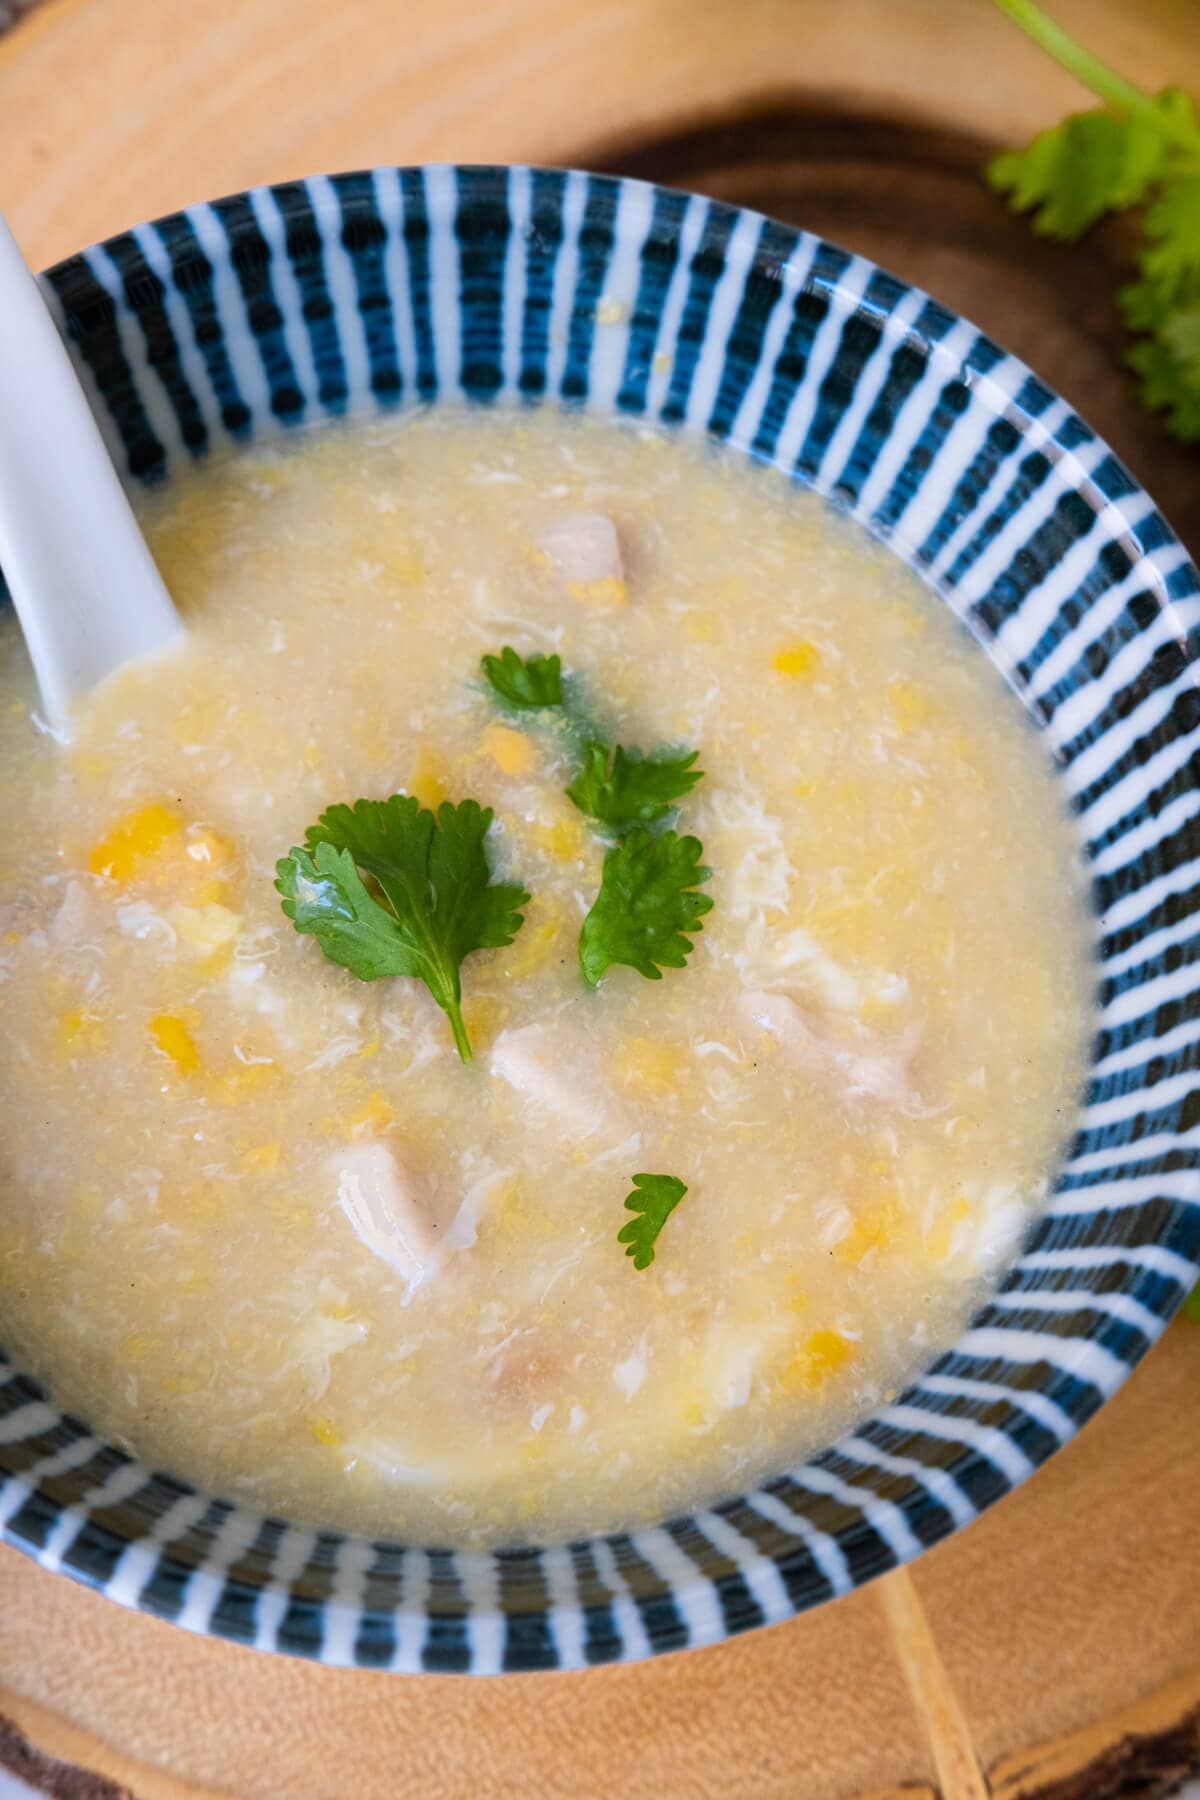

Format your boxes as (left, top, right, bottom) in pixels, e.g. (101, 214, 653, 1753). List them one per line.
(0, 210, 181, 735)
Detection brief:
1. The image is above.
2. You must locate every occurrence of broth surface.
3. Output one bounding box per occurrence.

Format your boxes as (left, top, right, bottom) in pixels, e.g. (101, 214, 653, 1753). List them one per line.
(0, 410, 1091, 1546)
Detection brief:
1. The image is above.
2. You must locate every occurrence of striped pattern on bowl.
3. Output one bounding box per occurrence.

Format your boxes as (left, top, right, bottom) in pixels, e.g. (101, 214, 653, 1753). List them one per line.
(0, 165, 1197, 1670)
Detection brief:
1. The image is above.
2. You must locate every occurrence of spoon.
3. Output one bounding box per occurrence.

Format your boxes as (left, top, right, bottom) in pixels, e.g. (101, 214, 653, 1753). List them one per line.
(0, 209, 181, 735)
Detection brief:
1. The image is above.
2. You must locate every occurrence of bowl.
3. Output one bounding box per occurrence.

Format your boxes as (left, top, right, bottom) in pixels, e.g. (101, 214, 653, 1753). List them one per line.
(1, 165, 1198, 1672)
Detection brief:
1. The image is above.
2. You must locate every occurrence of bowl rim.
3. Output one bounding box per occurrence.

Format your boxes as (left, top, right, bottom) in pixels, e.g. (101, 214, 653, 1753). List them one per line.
(2, 161, 1198, 1672)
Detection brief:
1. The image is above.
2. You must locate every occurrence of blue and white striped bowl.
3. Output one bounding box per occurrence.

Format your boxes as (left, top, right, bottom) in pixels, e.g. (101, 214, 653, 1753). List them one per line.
(2, 166, 1198, 1671)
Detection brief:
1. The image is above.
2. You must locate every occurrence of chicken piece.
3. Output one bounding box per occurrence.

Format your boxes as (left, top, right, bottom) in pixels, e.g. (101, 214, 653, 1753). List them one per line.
(49, 880, 96, 946)
(330, 1141, 450, 1294)
(752, 927, 860, 1012)
(738, 989, 919, 1108)
(489, 1022, 612, 1137)
(292, 1311, 370, 1400)
(535, 511, 624, 587)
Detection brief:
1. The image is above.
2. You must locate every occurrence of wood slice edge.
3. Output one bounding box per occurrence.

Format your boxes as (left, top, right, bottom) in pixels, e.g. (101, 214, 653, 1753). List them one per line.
(4, 1659, 1199, 1800)
(988, 1661, 1200, 1800)
(0, 1696, 232, 1800)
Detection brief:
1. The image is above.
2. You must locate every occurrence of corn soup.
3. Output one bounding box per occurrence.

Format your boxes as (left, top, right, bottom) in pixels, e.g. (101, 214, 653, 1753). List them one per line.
(0, 409, 1090, 1546)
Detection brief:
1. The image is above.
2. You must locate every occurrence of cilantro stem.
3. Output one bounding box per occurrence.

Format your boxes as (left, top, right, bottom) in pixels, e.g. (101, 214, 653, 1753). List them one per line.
(447, 1001, 473, 1064)
(990, 0, 1200, 159)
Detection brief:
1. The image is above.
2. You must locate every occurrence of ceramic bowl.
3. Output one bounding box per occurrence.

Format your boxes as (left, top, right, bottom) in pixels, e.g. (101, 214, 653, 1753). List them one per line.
(2, 166, 1198, 1671)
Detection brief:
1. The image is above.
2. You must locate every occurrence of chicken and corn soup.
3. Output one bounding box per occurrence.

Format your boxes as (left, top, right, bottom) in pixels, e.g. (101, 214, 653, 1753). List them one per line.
(0, 410, 1090, 1547)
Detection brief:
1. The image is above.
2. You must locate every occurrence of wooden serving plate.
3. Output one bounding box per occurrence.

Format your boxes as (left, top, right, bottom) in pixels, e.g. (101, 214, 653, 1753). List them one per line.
(0, 1, 1198, 1794)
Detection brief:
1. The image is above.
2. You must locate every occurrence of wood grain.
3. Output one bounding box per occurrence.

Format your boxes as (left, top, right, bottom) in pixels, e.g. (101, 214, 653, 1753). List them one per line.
(0, 0, 1198, 1795)
(2, 1326, 1197, 1799)
(878, 1570, 988, 1800)
(1, 0, 1197, 274)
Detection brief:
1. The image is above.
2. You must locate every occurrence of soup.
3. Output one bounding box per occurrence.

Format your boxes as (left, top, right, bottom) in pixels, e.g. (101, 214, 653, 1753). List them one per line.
(0, 410, 1090, 1547)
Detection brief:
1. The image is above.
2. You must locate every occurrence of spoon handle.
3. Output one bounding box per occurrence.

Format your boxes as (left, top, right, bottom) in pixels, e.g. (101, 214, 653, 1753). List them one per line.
(0, 211, 181, 732)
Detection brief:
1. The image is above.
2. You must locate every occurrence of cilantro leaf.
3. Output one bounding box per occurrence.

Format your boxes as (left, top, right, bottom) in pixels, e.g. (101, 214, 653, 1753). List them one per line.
(1138, 174, 1200, 296)
(986, 3, 1200, 443)
(276, 841, 422, 981)
(277, 796, 528, 1062)
(1126, 330, 1200, 442)
(579, 828, 713, 987)
(617, 1173, 689, 1270)
(482, 646, 564, 710)
(1184, 1280, 1200, 1323)
(1118, 177, 1200, 443)
(987, 102, 1179, 241)
(566, 740, 704, 835)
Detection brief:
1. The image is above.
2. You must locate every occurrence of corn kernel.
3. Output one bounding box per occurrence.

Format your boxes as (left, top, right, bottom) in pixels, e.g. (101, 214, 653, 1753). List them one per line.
(150, 1014, 200, 1074)
(212, 1061, 279, 1105)
(408, 744, 450, 810)
(240, 1142, 281, 1173)
(59, 1008, 106, 1051)
(773, 641, 820, 679)
(486, 1178, 554, 1243)
(346, 1090, 395, 1137)
(307, 1414, 342, 1448)
(460, 993, 507, 1052)
(190, 879, 229, 907)
(502, 900, 565, 978)
(170, 700, 226, 748)
(888, 681, 934, 731)
(567, 576, 628, 608)
(611, 1036, 680, 1097)
(528, 817, 589, 864)
(777, 1328, 853, 1393)
(159, 1185, 222, 1227)
(171, 902, 241, 956)
(480, 724, 535, 778)
(89, 803, 181, 881)
(832, 1200, 899, 1267)
(384, 549, 424, 586)
(806, 1329, 852, 1374)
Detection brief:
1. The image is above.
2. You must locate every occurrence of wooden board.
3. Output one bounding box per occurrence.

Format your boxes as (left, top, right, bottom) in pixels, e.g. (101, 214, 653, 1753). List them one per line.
(0, 1, 1199, 1794)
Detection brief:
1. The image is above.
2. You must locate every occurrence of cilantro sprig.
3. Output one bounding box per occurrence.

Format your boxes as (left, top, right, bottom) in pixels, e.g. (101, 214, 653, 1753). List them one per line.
(276, 796, 528, 1063)
(480, 644, 715, 984)
(617, 1173, 689, 1270)
(567, 741, 704, 836)
(988, 0, 1200, 440)
(481, 647, 564, 711)
(579, 828, 713, 986)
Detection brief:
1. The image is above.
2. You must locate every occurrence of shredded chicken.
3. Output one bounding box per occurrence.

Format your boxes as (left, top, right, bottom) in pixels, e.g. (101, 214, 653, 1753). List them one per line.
(739, 988, 920, 1107)
(489, 1023, 613, 1137)
(535, 511, 623, 586)
(330, 1141, 450, 1293)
